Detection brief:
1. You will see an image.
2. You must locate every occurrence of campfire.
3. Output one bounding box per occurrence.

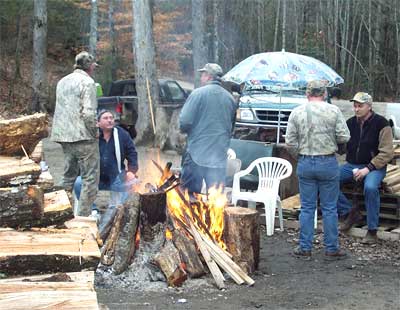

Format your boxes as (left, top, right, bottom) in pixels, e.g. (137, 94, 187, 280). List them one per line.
(96, 160, 259, 290)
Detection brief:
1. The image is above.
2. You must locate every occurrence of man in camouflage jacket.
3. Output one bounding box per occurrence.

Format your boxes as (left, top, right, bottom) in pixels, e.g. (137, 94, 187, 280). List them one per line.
(51, 51, 99, 216)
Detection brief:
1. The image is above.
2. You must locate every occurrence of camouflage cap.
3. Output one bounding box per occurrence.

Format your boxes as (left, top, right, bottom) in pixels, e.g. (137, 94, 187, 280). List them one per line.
(350, 92, 372, 105)
(197, 63, 223, 77)
(306, 80, 327, 97)
(74, 51, 98, 70)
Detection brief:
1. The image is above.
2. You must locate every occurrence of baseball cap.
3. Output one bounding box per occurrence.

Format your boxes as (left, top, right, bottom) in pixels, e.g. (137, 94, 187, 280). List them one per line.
(350, 92, 372, 104)
(74, 51, 98, 70)
(197, 63, 223, 77)
(306, 80, 327, 96)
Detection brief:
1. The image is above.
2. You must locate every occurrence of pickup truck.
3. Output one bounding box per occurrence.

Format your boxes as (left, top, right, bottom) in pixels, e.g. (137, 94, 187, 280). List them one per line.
(234, 83, 345, 143)
(386, 103, 400, 141)
(97, 78, 189, 138)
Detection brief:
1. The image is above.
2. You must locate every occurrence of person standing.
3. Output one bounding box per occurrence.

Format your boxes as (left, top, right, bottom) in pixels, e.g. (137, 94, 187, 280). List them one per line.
(285, 80, 350, 259)
(74, 110, 138, 209)
(179, 63, 237, 194)
(338, 92, 394, 244)
(51, 51, 99, 216)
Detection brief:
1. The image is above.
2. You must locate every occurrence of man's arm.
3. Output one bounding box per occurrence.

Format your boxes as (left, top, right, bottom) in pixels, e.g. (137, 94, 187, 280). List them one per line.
(285, 112, 299, 150)
(121, 129, 138, 174)
(179, 90, 201, 133)
(369, 126, 394, 170)
(81, 81, 98, 137)
(335, 109, 350, 144)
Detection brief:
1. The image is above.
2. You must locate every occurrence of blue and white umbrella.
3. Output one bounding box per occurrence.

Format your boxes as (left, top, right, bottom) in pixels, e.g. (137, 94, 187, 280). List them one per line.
(222, 50, 344, 88)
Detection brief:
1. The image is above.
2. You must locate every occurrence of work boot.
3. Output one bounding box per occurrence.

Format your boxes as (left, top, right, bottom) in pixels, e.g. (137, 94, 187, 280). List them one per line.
(324, 249, 347, 261)
(361, 230, 378, 244)
(293, 246, 311, 259)
(340, 207, 363, 232)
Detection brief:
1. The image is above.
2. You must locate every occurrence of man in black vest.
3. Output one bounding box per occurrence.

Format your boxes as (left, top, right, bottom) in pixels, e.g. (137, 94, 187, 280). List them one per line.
(338, 92, 394, 243)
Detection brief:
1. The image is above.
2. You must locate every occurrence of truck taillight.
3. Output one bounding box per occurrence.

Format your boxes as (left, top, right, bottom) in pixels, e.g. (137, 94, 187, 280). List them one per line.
(115, 102, 123, 114)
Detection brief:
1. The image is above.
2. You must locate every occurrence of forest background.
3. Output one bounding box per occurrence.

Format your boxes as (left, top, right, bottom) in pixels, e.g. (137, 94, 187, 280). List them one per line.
(0, 0, 399, 117)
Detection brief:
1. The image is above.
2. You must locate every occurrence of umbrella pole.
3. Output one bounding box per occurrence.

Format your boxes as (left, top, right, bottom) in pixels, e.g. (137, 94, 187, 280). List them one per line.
(276, 86, 283, 144)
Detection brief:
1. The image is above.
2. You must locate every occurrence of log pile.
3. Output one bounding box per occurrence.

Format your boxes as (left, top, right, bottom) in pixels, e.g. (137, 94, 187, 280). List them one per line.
(0, 114, 102, 309)
(382, 164, 400, 194)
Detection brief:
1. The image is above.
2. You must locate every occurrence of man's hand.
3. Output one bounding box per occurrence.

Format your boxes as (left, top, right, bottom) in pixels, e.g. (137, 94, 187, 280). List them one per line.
(126, 171, 136, 182)
(354, 167, 369, 181)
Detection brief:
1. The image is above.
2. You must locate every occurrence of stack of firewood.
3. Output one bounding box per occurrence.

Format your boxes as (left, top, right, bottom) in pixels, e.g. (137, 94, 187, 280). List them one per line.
(382, 164, 400, 194)
(0, 113, 102, 310)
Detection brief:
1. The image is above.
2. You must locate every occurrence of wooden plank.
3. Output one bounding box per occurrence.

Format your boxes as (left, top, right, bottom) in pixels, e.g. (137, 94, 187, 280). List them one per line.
(0, 271, 95, 284)
(0, 228, 100, 276)
(0, 157, 41, 187)
(65, 216, 102, 247)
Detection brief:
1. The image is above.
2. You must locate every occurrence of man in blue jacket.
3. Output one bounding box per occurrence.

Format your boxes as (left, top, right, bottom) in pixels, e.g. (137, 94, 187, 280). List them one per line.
(179, 63, 237, 194)
(74, 109, 138, 212)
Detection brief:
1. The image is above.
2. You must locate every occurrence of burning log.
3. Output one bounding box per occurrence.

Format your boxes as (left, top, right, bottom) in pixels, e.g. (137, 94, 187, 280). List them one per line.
(223, 207, 260, 274)
(113, 196, 140, 275)
(98, 206, 118, 241)
(139, 191, 167, 242)
(0, 227, 100, 276)
(0, 185, 44, 228)
(0, 156, 41, 187)
(172, 229, 205, 278)
(154, 239, 188, 287)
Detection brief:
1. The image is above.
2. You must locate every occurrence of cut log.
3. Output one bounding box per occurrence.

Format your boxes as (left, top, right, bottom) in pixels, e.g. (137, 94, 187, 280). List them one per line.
(0, 273, 99, 310)
(0, 185, 44, 228)
(382, 171, 400, 187)
(31, 190, 74, 227)
(0, 156, 41, 187)
(387, 182, 400, 194)
(101, 205, 126, 266)
(113, 195, 140, 275)
(153, 239, 187, 287)
(98, 206, 118, 241)
(139, 191, 167, 242)
(172, 228, 205, 278)
(281, 194, 301, 210)
(0, 113, 48, 156)
(29, 140, 43, 163)
(0, 228, 100, 276)
(223, 207, 260, 274)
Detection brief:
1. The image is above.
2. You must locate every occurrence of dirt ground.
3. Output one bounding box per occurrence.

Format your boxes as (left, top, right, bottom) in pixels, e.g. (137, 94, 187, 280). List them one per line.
(43, 135, 400, 310)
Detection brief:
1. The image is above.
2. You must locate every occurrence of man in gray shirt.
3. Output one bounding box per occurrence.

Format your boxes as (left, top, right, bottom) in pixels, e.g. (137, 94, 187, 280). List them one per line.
(179, 63, 237, 194)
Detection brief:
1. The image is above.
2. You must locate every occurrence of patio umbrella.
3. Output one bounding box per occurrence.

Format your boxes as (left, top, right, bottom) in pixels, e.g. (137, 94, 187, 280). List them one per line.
(222, 50, 344, 88)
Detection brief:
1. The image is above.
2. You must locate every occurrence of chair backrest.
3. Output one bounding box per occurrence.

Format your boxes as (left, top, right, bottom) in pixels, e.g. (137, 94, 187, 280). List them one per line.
(248, 157, 292, 193)
(226, 158, 242, 187)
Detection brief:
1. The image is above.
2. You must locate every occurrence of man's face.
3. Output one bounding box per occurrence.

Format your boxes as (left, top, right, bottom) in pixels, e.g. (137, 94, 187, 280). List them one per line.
(200, 72, 212, 85)
(97, 112, 115, 130)
(87, 62, 97, 76)
(353, 101, 371, 119)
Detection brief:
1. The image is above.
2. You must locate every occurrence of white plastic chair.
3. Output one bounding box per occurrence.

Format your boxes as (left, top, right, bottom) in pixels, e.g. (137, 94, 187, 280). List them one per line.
(231, 157, 292, 236)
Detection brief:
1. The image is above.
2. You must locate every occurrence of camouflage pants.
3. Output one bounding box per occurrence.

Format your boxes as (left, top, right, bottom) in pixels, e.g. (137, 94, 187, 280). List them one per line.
(60, 140, 99, 216)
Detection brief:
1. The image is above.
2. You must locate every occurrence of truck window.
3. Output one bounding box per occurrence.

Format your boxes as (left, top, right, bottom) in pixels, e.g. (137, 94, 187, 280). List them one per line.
(167, 82, 185, 100)
(123, 83, 137, 96)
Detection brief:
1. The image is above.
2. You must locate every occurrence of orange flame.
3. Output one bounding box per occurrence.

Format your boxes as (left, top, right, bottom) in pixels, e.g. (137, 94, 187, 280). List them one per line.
(165, 228, 173, 240)
(166, 186, 227, 249)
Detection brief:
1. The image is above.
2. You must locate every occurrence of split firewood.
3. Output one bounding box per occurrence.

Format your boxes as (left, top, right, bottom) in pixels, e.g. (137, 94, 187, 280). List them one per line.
(31, 190, 74, 228)
(0, 228, 100, 276)
(0, 185, 43, 228)
(36, 170, 54, 192)
(172, 228, 205, 278)
(101, 205, 126, 266)
(387, 182, 400, 194)
(0, 156, 41, 187)
(98, 206, 118, 241)
(0, 271, 99, 310)
(382, 171, 400, 188)
(281, 194, 301, 210)
(224, 207, 260, 274)
(0, 113, 48, 156)
(187, 217, 225, 289)
(386, 164, 399, 175)
(29, 140, 43, 163)
(154, 239, 188, 287)
(65, 216, 102, 247)
(113, 195, 140, 275)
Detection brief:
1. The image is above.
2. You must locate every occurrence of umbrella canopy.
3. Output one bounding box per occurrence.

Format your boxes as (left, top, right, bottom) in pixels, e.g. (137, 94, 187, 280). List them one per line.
(222, 50, 344, 89)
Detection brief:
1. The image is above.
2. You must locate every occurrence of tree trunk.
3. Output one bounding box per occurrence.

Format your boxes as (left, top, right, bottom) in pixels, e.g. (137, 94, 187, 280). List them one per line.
(192, 0, 208, 88)
(281, 0, 286, 51)
(396, 2, 400, 101)
(89, 0, 98, 57)
(132, 0, 161, 145)
(273, 0, 280, 51)
(32, 0, 47, 113)
(108, 0, 117, 81)
(139, 191, 167, 242)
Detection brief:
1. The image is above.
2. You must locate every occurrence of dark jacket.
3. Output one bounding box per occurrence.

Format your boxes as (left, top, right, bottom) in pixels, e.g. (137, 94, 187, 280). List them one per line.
(346, 112, 393, 170)
(99, 126, 138, 187)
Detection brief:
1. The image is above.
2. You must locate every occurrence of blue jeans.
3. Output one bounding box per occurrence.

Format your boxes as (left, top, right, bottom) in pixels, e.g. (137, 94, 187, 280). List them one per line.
(297, 155, 340, 253)
(74, 171, 130, 209)
(181, 153, 226, 194)
(337, 163, 386, 230)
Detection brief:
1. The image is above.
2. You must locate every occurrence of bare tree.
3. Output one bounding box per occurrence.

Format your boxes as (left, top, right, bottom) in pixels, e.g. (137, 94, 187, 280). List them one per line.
(89, 0, 97, 57)
(281, 0, 286, 50)
(108, 0, 117, 81)
(192, 0, 208, 88)
(273, 0, 280, 51)
(32, 0, 47, 112)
